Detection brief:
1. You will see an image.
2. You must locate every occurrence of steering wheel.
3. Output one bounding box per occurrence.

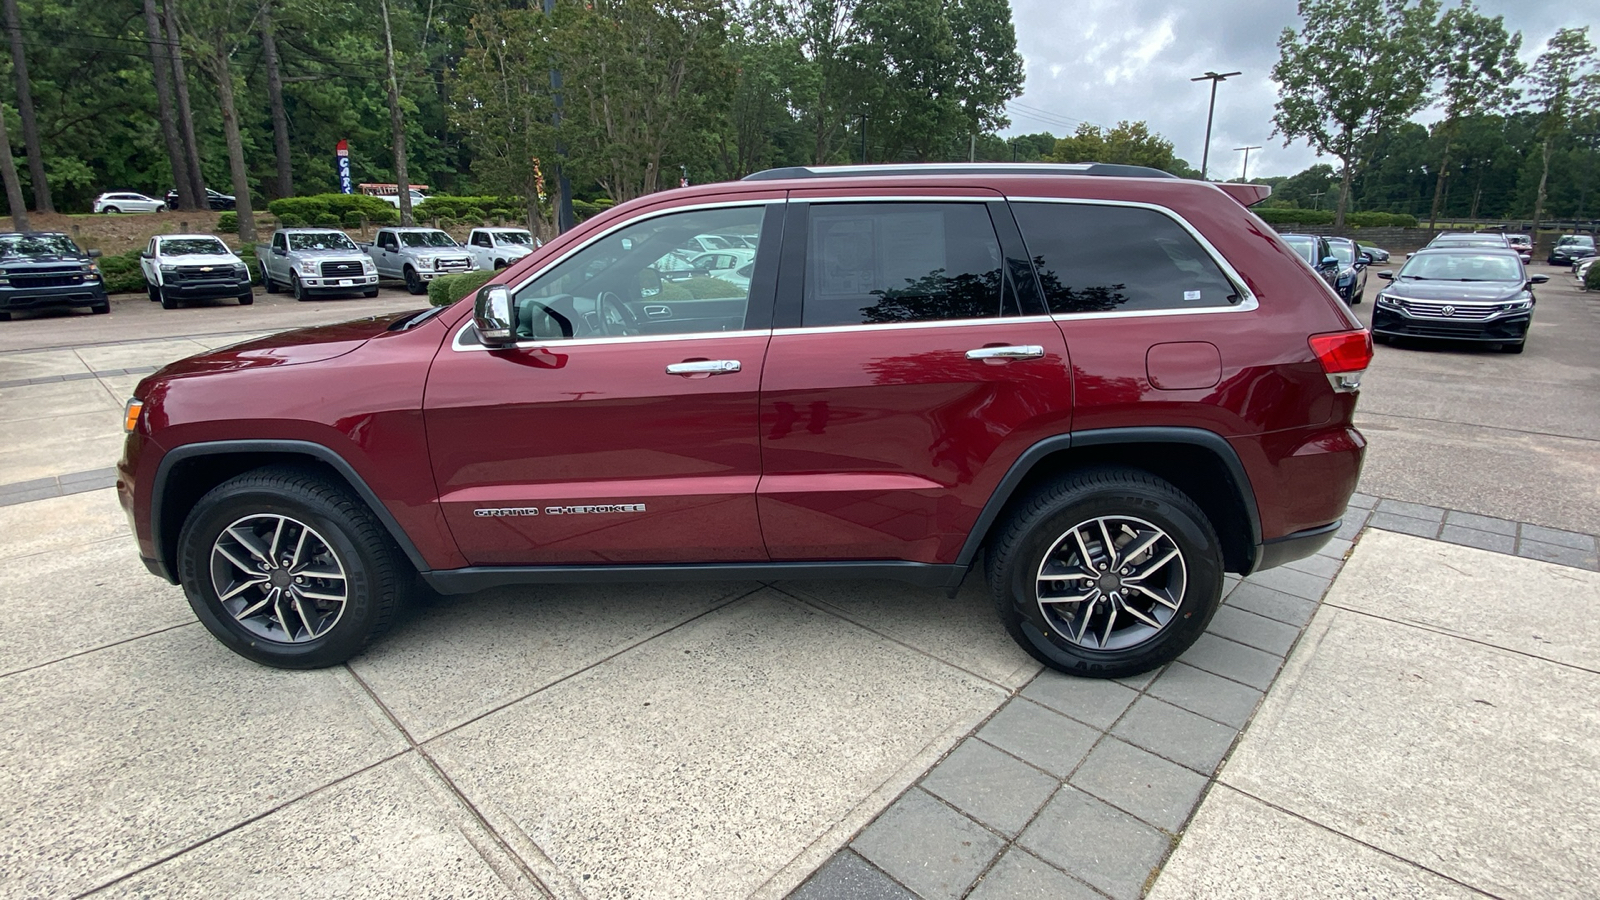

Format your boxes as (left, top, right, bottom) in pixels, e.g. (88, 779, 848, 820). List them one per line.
(597, 291, 638, 336)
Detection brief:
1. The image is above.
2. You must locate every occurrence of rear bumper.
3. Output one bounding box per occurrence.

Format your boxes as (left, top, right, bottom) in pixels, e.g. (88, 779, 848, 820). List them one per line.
(0, 284, 109, 309)
(1255, 520, 1340, 571)
(1372, 307, 1530, 342)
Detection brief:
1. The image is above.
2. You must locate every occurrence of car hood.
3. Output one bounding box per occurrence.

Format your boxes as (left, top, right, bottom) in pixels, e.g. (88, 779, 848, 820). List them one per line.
(1383, 280, 1525, 302)
(290, 247, 368, 259)
(159, 253, 242, 266)
(0, 254, 88, 267)
(149, 313, 412, 378)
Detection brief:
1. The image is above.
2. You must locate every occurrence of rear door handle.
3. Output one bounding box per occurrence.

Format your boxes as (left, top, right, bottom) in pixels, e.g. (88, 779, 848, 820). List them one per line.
(666, 359, 741, 376)
(965, 345, 1045, 360)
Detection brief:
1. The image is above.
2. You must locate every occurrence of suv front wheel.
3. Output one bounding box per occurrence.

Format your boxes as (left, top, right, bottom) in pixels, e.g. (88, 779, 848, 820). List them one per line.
(176, 466, 409, 668)
(987, 468, 1224, 679)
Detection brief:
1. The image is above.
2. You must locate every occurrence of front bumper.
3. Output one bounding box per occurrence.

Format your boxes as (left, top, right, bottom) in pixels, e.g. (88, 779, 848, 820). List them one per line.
(0, 283, 109, 310)
(300, 273, 379, 290)
(1372, 304, 1530, 342)
(160, 276, 252, 299)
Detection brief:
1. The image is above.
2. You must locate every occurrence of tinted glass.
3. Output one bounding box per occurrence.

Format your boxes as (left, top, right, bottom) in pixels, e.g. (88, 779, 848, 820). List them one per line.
(159, 238, 229, 255)
(496, 230, 534, 246)
(399, 230, 457, 248)
(1398, 253, 1523, 282)
(288, 232, 358, 251)
(513, 205, 765, 341)
(803, 203, 1004, 326)
(0, 234, 79, 257)
(1282, 236, 1317, 264)
(1014, 203, 1240, 313)
(1327, 241, 1355, 265)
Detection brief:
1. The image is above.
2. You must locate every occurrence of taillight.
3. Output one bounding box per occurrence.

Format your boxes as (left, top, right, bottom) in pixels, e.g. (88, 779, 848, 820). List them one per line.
(1309, 330, 1372, 393)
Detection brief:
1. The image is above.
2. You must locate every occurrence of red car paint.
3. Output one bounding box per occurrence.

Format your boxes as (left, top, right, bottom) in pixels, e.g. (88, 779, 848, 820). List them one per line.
(120, 171, 1365, 586)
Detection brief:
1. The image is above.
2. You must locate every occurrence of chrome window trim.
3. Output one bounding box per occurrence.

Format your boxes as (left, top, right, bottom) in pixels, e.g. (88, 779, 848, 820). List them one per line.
(452, 321, 771, 353)
(772, 315, 1056, 337)
(1006, 195, 1260, 318)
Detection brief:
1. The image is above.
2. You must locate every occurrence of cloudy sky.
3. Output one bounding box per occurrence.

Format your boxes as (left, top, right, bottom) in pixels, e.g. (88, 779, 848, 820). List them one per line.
(1002, 1, 1600, 178)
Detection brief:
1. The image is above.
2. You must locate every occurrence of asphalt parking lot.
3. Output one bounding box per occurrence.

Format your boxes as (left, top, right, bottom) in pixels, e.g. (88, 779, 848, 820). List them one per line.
(0, 268, 1595, 899)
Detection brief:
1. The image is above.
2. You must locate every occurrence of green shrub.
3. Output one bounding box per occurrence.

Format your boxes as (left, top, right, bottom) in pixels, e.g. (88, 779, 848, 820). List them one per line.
(217, 211, 238, 232)
(342, 211, 366, 228)
(268, 193, 395, 227)
(313, 213, 341, 227)
(427, 269, 497, 307)
(97, 249, 146, 294)
(370, 206, 399, 226)
(1254, 207, 1334, 226)
(656, 276, 741, 301)
(276, 212, 307, 227)
(1347, 212, 1419, 228)
(465, 206, 487, 223)
(1586, 261, 1600, 291)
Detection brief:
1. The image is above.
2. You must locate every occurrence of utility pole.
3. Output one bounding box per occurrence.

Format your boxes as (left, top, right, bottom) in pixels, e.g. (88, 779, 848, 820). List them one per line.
(1234, 145, 1262, 182)
(1191, 70, 1240, 180)
(859, 115, 867, 164)
(970, 134, 976, 162)
(545, 0, 573, 233)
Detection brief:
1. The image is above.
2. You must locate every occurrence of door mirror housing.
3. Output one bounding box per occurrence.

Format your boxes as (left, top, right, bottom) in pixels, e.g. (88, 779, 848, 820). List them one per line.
(1320, 256, 1340, 268)
(139, 251, 152, 260)
(1529, 274, 1549, 284)
(1377, 270, 1394, 281)
(475, 284, 516, 347)
(272, 246, 286, 256)
(88, 248, 103, 259)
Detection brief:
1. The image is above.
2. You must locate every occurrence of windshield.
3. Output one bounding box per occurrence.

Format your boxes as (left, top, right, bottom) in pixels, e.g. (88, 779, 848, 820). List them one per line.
(1282, 237, 1316, 264)
(0, 233, 80, 258)
(288, 232, 358, 251)
(1327, 242, 1355, 266)
(159, 238, 229, 256)
(1556, 236, 1594, 248)
(399, 230, 458, 248)
(1398, 253, 1523, 282)
(494, 230, 534, 246)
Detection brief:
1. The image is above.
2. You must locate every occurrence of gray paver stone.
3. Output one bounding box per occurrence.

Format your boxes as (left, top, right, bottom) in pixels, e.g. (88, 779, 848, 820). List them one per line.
(920, 739, 1058, 837)
(968, 848, 1101, 900)
(976, 699, 1099, 778)
(57, 467, 117, 486)
(0, 486, 62, 507)
(1020, 671, 1139, 729)
(1206, 606, 1301, 656)
(1145, 662, 1265, 729)
(1516, 539, 1600, 571)
(1518, 523, 1598, 551)
(1224, 583, 1318, 627)
(1111, 696, 1240, 774)
(1346, 492, 1377, 510)
(1177, 633, 1284, 690)
(1442, 510, 1518, 536)
(1019, 788, 1171, 900)
(1374, 498, 1446, 522)
(1070, 737, 1209, 831)
(1334, 516, 1369, 541)
(1281, 553, 1343, 580)
(851, 789, 1005, 900)
(1113, 664, 1163, 690)
(1367, 512, 1440, 540)
(1439, 525, 1516, 554)
(1240, 566, 1332, 602)
(790, 851, 917, 900)
(0, 476, 58, 495)
(1316, 537, 1353, 560)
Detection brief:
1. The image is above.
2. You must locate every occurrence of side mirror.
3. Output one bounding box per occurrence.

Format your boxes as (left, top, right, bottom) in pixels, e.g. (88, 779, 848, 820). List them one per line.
(639, 267, 663, 295)
(1359, 253, 1374, 265)
(139, 251, 152, 260)
(1530, 274, 1549, 284)
(474, 285, 516, 347)
(1321, 256, 1340, 268)
(272, 246, 286, 256)
(1377, 270, 1394, 281)
(88, 248, 102, 258)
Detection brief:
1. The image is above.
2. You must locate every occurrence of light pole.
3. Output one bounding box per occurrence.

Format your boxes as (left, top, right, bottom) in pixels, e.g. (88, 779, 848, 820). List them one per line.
(1235, 145, 1262, 181)
(1191, 70, 1240, 180)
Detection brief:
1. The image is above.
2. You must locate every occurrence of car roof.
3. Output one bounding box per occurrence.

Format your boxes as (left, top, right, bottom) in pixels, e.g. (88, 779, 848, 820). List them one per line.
(1409, 246, 1522, 257)
(158, 233, 228, 241)
(279, 228, 350, 233)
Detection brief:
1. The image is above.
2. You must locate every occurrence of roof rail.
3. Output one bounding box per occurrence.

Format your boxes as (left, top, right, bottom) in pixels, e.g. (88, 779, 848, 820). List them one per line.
(741, 162, 1180, 182)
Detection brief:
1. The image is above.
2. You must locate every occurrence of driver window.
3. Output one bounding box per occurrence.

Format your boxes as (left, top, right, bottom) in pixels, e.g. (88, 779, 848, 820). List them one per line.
(511, 204, 766, 342)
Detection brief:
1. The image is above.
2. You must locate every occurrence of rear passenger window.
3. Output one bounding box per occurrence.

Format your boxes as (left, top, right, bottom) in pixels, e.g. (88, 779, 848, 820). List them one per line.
(1012, 203, 1240, 313)
(803, 203, 1007, 326)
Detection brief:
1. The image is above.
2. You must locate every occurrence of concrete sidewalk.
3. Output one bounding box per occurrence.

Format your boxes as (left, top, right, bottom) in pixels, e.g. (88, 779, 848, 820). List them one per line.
(1150, 529, 1600, 899)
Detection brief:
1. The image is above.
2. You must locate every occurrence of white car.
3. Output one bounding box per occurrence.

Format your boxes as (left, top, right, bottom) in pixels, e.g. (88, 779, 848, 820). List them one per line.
(465, 227, 540, 270)
(94, 192, 165, 214)
(377, 189, 429, 209)
(687, 250, 755, 287)
(139, 234, 253, 309)
(682, 233, 748, 253)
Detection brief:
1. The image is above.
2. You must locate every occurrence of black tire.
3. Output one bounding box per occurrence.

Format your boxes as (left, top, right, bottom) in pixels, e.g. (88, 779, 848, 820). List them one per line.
(148, 283, 162, 302)
(160, 290, 180, 310)
(986, 467, 1224, 679)
(261, 264, 277, 294)
(176, 466, 410, 669)
(291, 272, 308, 302)
(91, 301, 110, 315)
(155, 204, 167, 212)
(404, 266, 425, 295)
(1351, 289, 1363, 305)
(493, 259, 507, 270)
(238, 291, 254, 306)
(0, 310, 10, 321)
(362, 287, 379, 298)
(103, 205, 120, 214)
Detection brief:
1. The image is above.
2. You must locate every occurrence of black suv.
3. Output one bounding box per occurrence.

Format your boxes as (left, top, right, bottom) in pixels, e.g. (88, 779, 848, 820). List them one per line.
(0, 232, 109, 320)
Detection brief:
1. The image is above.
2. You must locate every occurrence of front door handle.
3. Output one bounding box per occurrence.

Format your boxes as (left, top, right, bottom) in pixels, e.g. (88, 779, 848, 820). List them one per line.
(965, 345, 1044, 360)
(666, 359, 741, 376)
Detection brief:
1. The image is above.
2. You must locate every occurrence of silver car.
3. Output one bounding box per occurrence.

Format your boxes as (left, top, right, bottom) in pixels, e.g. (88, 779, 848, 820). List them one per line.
(93, 192, 165, 214)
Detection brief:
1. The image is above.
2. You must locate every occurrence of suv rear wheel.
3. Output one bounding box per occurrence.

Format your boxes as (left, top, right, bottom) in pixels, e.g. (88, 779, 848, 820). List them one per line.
(176, 466, 409, 668)
(987, 468, 1223, 679)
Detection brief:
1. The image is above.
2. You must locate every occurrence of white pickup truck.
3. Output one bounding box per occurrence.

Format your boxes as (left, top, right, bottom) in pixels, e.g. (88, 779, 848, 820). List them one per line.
(255, 228, 379, 301)
(140, 234, 253, 309)
(464, 227, 540, 271)
(360, 227, 475, 294)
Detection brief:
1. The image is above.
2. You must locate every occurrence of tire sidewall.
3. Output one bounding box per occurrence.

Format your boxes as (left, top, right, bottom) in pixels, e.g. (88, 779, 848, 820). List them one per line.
(998, 481, 1223, 677)
(177, 482, 382, 668)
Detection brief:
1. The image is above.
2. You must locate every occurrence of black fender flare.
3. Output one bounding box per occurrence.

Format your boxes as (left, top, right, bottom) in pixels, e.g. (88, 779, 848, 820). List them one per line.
(150, 439, 431, 581)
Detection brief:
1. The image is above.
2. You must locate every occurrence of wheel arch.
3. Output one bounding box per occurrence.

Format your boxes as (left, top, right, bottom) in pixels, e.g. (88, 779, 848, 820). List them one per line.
(151, 440, 429, 582)
(958, 428, 1263, 577)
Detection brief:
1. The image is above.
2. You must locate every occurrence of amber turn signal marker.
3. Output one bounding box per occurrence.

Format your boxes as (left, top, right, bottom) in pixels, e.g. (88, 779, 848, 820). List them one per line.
(123, 399, 143, 433)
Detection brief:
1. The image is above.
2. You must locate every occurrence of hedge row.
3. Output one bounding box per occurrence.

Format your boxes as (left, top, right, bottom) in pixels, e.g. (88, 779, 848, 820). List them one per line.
(427, 269, 498, 307)
(412, 195, 615, 225)
(267, 194, 400, 228)
(1254, 207, 1420, 228)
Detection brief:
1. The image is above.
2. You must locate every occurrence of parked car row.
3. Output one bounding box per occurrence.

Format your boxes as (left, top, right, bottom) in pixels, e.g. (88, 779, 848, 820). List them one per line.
(1279, 232, 1373, 305)
(1372, 231, 1549, 354)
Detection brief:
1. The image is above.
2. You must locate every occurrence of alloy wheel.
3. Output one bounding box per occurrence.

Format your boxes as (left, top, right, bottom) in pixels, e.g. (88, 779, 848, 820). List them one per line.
(1034, 515, 1187, 651)
(209, 513, 348, 643)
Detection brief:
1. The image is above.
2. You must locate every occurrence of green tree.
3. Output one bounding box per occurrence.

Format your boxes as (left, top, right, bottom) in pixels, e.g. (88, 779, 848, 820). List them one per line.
(1428, 2, 1522, 229)
(1526, 27, 1598, 239)
(1271, 0, 1441, 228)
(1047, 121, 1189, 174)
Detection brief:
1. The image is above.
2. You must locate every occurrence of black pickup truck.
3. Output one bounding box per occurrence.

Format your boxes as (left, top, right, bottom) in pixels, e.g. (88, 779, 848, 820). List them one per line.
(0, 232, 110, 320)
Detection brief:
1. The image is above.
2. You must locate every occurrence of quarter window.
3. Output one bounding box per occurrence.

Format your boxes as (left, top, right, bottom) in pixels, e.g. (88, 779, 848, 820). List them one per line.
(802, 203, 1007, 327)
(1013, 203, 1240, 313)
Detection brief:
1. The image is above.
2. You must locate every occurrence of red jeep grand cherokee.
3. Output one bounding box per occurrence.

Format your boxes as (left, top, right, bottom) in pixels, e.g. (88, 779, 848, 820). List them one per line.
(117, 164, 1368, 677)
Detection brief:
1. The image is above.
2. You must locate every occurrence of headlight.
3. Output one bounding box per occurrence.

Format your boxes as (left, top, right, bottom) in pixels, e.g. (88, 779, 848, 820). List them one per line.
(298, 260, 319, 275)
(1375, 292, 1400, 307)
(159, 264, 178, 273)
(362, 258, 375, 272)
(1501, 293, 1533, 311)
